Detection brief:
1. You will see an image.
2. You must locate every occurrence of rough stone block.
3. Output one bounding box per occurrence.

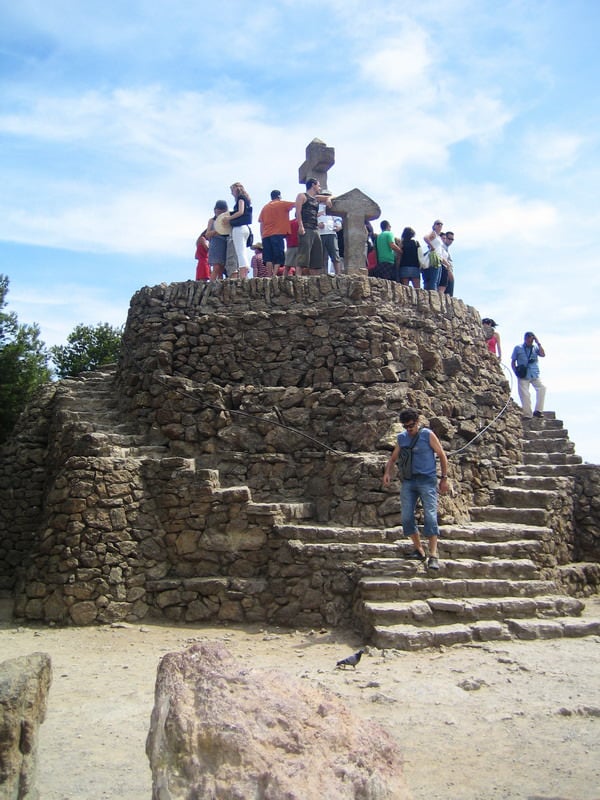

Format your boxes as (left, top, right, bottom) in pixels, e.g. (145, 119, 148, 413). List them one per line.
(0, 652, 52, 800)
(146, 642, 409, 799)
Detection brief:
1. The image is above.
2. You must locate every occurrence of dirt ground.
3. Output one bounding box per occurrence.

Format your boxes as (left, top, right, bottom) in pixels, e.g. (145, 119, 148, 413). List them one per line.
(1, 597, 600, 800)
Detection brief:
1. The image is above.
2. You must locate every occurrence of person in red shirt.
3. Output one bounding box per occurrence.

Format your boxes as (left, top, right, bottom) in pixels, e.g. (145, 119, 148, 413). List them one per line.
(194, 229, 210, 281)
(280, 217, 299, 277)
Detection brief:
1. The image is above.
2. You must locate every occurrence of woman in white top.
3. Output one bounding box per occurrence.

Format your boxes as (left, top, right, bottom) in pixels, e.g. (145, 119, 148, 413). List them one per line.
(422, 219, 449, 290)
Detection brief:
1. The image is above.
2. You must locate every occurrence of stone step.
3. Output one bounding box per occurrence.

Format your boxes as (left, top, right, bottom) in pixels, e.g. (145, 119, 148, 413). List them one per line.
(523, 439, 576, 454)
(441, 539, 542, 558)
(469, 506, 549, 526)
(361, 557, 540, 580)
(284, 539, 541, 563)
(522, 428, 569, 440)
(522, 415, 561, 428)
(287, 541, 400, 559)
(523, 452, 582, 466)
(506, 616, 600, 640)
(274, 523, 401, 544)
(439, 522, 552, 542)
(372, 621, 507, 650)
(514, 464, 577, 478)
(248, 502, 315, 523)
(361, 594, 585, 628)
(502, 474, 572, 490)
(493, 487, 556, 510)
(371, 615, 600, 651)
(128, 445, 172, 458)
(359, 576, 556, 602)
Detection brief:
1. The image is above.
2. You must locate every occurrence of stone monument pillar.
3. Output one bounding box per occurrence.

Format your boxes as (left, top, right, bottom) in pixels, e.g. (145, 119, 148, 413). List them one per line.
(331, 189, 380, 275)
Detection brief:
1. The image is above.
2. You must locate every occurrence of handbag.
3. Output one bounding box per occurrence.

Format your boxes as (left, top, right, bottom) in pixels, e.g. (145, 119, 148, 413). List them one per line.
(398, 428, 421, 480)
(515, 364, 528, 379)
(417, 243, 429, 271)
(427, 249, 441, 269)
(515, 345, 535, 379)
(246, 228, 254, 248)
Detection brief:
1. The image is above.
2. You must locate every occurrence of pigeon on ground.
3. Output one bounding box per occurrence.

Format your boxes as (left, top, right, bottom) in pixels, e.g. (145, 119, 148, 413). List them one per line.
(335, 648, 365, 669)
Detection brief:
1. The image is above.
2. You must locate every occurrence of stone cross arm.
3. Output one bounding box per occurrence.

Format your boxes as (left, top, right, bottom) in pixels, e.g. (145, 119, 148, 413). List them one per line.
(331, 188, 380, 222)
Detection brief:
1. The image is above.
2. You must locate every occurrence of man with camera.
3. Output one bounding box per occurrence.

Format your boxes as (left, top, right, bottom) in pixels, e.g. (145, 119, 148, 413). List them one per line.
(511, 331, 546, 419)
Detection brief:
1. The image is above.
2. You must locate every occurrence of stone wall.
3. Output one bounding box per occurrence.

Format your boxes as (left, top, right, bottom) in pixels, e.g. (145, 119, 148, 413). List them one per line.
(574, 464, 600, 561)
(2, 275, 595, 626)
(0, 383, 58, 594)
(117, 276, 521, 516)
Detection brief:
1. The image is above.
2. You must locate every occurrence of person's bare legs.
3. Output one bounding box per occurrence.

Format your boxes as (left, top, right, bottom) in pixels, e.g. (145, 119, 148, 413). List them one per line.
(410, 532, 426, 557)
(410, 533, 437, 556)
(211, 263, 224, 281)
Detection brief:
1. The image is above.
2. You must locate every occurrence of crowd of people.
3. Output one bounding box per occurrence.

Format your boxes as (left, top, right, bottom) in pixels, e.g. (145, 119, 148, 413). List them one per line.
(195, 182, 455, 289)
(368, 218, 455, 295)
(195, 180, 344, 282)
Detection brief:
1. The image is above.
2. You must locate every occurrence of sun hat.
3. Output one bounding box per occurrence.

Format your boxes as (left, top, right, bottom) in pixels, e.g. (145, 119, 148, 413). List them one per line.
(214, 212, 231, 235)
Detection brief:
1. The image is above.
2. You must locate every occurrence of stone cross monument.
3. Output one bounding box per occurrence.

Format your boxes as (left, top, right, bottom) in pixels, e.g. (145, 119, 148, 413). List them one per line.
(297, 137, 381, 275)
(331, 189, 380, 275)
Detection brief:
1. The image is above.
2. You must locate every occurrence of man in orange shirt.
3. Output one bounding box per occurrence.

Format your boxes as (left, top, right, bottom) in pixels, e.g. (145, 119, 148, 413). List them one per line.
(258, 190, 296, 277)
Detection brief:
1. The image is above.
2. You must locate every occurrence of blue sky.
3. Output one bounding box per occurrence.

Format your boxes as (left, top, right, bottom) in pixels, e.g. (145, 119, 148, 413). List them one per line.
(1, 0, 599, 463)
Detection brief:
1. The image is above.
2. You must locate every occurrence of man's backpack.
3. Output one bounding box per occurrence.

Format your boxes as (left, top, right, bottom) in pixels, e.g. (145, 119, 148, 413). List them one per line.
(398, 428, 421, 480)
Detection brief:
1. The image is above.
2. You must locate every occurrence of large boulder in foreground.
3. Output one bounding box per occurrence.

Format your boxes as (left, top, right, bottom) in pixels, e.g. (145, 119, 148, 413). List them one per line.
(146, 642, 410, 800)
(0, 652, 52, 800)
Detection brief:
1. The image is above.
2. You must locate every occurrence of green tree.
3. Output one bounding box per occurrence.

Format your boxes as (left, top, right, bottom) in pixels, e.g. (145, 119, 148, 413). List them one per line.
(0, 274, 51, 443)
(50, 321, 123, 378)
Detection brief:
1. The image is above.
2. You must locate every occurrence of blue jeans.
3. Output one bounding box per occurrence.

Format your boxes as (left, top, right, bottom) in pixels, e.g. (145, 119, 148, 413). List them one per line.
(422, 266, 441, 290)
(401, 474, 440, 538)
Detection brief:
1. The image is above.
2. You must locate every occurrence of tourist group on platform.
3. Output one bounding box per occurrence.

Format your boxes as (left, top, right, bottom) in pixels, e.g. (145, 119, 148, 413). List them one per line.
(194, 178, 547, 417)
(194, 179, 455, 293)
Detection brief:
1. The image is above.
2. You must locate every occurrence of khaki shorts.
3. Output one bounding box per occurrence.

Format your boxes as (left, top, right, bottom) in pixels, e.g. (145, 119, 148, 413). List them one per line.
(297, 229, 323, 270)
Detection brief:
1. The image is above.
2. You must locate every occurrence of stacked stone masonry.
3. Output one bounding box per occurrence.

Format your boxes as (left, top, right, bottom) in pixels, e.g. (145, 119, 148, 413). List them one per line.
(0, 276, 598, 635)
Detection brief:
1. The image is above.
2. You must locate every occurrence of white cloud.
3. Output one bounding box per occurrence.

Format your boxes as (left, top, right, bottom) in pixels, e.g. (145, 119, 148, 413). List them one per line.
(522, 129, 587, 174)
(359, 28, 433, 90)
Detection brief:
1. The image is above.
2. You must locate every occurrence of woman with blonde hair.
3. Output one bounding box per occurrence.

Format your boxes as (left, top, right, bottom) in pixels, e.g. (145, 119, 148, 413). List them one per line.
(228, 182, 253, 278)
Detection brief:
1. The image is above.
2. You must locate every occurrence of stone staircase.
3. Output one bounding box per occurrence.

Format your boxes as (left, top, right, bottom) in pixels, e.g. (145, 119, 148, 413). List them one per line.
(52, 366, 169, 460)
(34, 371, 599, 642)
(276, 414, 600, 649)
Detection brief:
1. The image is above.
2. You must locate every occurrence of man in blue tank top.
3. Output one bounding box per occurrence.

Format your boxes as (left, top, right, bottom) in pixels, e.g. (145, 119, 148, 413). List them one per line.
(382, 408, 450, 570)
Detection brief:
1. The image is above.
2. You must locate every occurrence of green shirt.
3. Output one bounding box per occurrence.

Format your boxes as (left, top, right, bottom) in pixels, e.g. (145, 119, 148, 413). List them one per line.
(376, 230, 395, 264)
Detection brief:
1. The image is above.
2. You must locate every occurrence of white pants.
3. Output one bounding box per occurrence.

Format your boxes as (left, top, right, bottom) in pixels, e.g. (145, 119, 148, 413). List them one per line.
(518, 376, 546, 417)
(231, 225, 250, 268)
